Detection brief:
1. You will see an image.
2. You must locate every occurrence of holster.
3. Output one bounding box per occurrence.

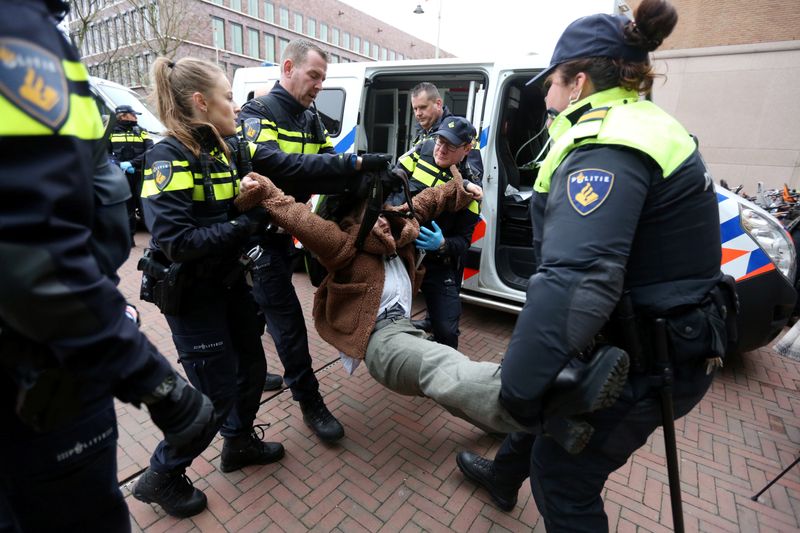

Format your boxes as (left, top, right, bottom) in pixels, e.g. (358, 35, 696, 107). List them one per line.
(606, 276, 739, 375)
(137, 249, 190, 316)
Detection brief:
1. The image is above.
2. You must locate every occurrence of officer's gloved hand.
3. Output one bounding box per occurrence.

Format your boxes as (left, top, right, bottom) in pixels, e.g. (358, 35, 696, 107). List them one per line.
(235, 206, 269, 235)
(120, 161, 135, 174)
(143, 372, 217, 454)
(415, 221, 444, 251)
(359, 153, 392, 172)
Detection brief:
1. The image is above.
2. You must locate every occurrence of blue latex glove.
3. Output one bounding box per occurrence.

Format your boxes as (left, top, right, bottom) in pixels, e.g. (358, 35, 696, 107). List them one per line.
(120, 161, 135, 174)
(415, 221, 444, 251)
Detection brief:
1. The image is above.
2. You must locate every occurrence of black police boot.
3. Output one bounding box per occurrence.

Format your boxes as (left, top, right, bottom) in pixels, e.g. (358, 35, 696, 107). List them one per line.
(263, 372, 283, 391)
(543, 345, 630, 417)
(132, 468, 207, 518)
(299, 393, 345, 443)
(411, 317, 432, 332)
(220, 429, 285, 473)
(456, 451, 518, 512)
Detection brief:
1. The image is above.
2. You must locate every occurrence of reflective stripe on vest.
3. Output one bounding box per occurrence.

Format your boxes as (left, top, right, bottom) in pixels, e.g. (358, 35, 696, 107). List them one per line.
(141, 159, 239, 200)
(534, 87, 696, 193)
(247, 117, 330, 153)
(398, 151, 480, 215)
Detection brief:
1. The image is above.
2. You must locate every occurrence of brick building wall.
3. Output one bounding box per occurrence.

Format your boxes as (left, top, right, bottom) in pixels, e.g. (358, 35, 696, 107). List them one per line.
(627, 0, 800, 190)
(629, 0, 800, 49)
(70, 0, 443, 88)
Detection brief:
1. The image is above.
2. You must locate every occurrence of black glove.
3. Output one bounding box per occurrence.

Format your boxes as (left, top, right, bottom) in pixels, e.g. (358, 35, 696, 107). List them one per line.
(144, 372, 217, 454)
(235, 206, 269, 235)
(360, 153, 393, 172)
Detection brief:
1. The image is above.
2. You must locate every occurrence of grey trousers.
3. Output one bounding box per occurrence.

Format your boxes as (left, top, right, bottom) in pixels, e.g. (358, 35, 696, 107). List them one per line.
(364, 318, 526, 434)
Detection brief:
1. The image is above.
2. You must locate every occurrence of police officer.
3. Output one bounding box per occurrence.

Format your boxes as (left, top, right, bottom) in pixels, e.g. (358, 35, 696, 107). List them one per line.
(0, 2, 215, 531)
(455, 1, 734, 530)
(109, 104, 154, 239)
(238, 38, 391, 443)
(409, 82, 483, 182)
(131, 56, 287, 518)
(394, 116, 481, 349)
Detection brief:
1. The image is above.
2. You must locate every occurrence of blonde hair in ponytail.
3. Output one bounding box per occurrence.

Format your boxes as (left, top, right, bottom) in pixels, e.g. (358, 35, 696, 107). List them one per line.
(150, 57, 231, 158)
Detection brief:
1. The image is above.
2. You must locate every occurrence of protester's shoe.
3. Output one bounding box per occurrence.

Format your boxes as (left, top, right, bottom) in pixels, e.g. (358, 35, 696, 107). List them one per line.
(544, 345, 630, 417)
(411, 317, 432, 332)
(263, 372, 283, 391)
(299, 394, 345, 442)
(220, 427, 285, 473)
(132, 468, 207, 518)
(456, 451, 518, 512)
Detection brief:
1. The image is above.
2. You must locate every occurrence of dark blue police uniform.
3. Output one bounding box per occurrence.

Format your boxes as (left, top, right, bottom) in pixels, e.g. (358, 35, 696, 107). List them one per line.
(0, 2, 174, 530)
(395, 133, 481, 349)
(139, 134, 271, 472)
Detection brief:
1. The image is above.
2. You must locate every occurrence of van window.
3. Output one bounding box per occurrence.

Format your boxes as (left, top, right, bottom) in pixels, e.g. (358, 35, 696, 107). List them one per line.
(94, 82, 163, 134)
(315, 88, 345, 137)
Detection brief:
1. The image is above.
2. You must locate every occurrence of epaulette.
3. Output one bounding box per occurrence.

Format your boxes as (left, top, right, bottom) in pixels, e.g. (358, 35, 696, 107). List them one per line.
(576, 106, 609, 125)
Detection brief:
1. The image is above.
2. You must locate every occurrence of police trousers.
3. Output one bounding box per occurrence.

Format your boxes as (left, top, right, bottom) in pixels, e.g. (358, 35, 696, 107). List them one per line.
(419, 261, 462, 349)
(492, 363, 714, 532)
(150, 278, 267, 473)
(250, 234, 319, 401)
(0, 396, 128, 533)
(364, 318, 525, 434)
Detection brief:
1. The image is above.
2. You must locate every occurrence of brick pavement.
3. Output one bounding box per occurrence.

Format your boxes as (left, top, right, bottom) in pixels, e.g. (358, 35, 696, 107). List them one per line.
(116, 232, 800, 531)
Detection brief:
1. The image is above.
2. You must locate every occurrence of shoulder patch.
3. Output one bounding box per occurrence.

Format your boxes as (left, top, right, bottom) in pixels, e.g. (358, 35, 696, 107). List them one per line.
(567, 169, 614, 216)
(0, 38, 68, 130)
(243, 117, 261, 142)
(151, 161, 173, 191)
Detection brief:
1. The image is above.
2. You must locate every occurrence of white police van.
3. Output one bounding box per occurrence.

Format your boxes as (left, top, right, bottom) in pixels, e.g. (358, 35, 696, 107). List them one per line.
(88, 76, 164, 140)
(232, 57, 796, 353)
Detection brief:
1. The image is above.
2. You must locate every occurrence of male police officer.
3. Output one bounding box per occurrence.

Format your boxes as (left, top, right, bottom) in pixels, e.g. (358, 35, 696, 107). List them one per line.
(0, 2, 214, 530)
(238, 38, 391, 443)
(109, 104, 153, 238)
(410, 82, 483, 181)
(394, 116, 481, 349)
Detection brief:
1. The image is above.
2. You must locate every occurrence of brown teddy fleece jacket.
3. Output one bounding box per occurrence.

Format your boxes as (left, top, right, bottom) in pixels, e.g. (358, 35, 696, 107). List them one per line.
(235, 172, 475, 359)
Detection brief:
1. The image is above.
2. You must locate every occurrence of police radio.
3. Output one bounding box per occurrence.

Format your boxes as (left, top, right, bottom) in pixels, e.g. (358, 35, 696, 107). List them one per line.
(236, 119, 253, 178)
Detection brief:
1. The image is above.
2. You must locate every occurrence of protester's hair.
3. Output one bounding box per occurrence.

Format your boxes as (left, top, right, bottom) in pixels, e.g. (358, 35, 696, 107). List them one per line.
(151, 56, 230, 157)
(558, 0, 677, 95)
(282, 38, 328, 66)
(410, 82, 441, 101)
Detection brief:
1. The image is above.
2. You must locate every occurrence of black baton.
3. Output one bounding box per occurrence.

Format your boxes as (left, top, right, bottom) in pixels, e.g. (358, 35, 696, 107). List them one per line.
(653, 318, 684, 533)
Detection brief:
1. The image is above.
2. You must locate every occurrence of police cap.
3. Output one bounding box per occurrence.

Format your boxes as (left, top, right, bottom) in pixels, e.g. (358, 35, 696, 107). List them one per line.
(115, 105, 141, 115)
(527, 14, 648, 86)
(434, 116, 476, 147)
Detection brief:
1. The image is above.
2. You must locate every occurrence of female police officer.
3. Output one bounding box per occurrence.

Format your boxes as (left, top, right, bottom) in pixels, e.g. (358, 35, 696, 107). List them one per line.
(131, 57, 285, 518)
(456, 1, 734, 530)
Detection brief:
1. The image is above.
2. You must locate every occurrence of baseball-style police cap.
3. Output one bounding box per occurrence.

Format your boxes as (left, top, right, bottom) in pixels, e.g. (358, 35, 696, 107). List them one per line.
(115, 105, 141, 115)
(434, 116, 476, 146)
(527, 14, 648, 86)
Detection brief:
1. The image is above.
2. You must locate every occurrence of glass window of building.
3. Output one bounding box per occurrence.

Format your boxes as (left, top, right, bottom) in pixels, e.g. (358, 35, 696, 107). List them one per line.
(212, 17, 225, 49)
(319, 23, 328, 42)
(331, 27, 339, 46)
(372, 44, 378, 59)
(248, 28, 259, 58)
(388, 50, 395, 61)
(380, 47, 387, 60)
(231, 0, 241, 11)
(363, 39, 369, 55)
(342, 31, 349, 49)
(264, 33, 276, 63)
(307, 18, 315, 37)
(211, 0, 222, 4)
(264, 1, 274, 22)
(248, 0, 258, 17)
(279, 37, 289, 57)
(331, 54, 339, 63)
(353, 36, 360, 53)
(279, 7, 288, 27)
(398, 53, 404, 60)
(294, 13, 302, 32)
(231, 23, 243, 54)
